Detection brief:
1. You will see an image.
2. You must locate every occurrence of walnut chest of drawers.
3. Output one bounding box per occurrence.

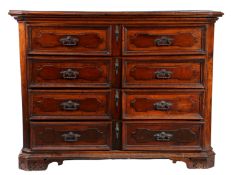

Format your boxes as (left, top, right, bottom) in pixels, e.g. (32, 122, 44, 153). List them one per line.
(9, 10, 223, 170)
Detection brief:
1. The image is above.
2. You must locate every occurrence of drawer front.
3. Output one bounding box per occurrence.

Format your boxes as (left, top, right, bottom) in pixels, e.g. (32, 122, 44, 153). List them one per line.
(29, 26, 112, 55)
(123, 26, 205, 55)
(31, 122, 112, 150)
(123, 90, 204, 120)
(122, 121, 202, 151)
(29, 90, 112, 120)
(123, 59, 204, 88)
(29, 59, 112, 88)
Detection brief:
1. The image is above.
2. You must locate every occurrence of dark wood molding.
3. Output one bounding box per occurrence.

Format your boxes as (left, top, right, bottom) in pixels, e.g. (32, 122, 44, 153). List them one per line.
(9, 10, 224, 21)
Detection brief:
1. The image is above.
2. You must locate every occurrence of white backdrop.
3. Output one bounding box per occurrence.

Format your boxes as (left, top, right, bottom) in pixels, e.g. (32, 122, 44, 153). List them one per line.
(0, 0, 230, 174)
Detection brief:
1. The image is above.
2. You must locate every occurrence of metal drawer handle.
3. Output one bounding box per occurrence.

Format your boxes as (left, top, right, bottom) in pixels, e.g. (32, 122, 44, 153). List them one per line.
(155, 36, 173, 46)
(154, 100, 172, 111)
(115, 121, 120, 141)
(115, 25, 119, 43)
(115, 58, 119, 75)
(60, 68, 79, 79)
(60, 36, 79, 46)
(60, 100, 80, 111)
(115, 89, 120, 112)
(154, 69, 172, 79)
(154, 131, 173, 141)
(62, 132, 81, 142)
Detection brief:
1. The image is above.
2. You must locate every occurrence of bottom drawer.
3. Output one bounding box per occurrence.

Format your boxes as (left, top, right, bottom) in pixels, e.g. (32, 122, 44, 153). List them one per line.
(122, 121, 203, 151)
(30, 122, 112, 151)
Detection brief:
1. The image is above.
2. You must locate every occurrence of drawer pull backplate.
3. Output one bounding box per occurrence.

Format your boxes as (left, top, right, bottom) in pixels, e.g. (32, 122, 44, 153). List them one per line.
(155, 36, 173, 46)
(60, 68, 79, 79)
(60, 35, 79, 46)
(60, 100, 80, 111)
(154, 131, 173, 141)
(154, 69, 172, 79)
(62, 132, 81, 142)
(153, 100, 172, 111)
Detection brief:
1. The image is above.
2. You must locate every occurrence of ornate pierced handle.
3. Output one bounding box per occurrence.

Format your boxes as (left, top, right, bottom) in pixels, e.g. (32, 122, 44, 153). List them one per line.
(62, 132, 81, 142)
(60, 100, 80, 111)
(154, 69, 172, 79)
(155, 36, 173, 46)
(60, 68, 79, 79)
(60, 36, 79, 46)
(153, 100, 172, 111)
(154, 131, 173, 141)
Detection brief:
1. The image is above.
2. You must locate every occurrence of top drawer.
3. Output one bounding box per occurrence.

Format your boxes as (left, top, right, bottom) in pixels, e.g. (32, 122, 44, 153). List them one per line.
(28, 25, 112, 55)
(123, 26, 205, 55)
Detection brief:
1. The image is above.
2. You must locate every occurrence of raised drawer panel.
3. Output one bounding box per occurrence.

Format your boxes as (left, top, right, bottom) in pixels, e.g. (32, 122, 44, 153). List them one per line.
(29, 90, 112, 120)
(29, 59, 112, 88)
(122, 121, 203, 151)
(29, 25, 112, 55)
(123, 59, 204, 88)
(30, 122, 112, 150)
(122, 90, 204, 120)
(123, 26, 205, 55)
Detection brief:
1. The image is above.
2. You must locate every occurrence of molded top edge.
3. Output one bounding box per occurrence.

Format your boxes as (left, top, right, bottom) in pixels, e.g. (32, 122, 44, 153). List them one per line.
(9, 10, 224, 18)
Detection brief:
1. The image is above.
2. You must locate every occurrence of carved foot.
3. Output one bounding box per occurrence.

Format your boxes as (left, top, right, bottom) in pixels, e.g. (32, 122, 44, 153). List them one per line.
(19, 153, 63, 171)
(171, 151, 215, 169)
(185, 153, 214, 169)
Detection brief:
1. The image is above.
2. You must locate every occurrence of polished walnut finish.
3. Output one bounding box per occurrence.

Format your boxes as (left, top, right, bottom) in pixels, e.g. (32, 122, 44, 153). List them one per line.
(31, 122, 112, 151)
(123, 59, 204, 88)
(123, 121, 203, 151)
(29, 26, 112, 55)
(30, 90, 112, 120)
(123, 26, 205, 55)
(123, 89, 204, 120)
(9, 10, 223, 170)
(29, 59, 113, 88)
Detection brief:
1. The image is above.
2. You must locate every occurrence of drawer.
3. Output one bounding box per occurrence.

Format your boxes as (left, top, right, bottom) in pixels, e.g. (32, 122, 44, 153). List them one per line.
(30, 122, 112, 150)
(29, 59, 112, 88)
(29, 90, 112, 120)
(122, 121, 203, 151)
(29, 25, 112, 55)
(122, 90, 204, 120)
(123, 26, 205, 55)
(123, 59, 204, 88)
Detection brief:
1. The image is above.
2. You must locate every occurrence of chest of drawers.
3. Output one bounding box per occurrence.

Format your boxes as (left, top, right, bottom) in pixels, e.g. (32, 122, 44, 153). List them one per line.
(9, 10, 223, 170)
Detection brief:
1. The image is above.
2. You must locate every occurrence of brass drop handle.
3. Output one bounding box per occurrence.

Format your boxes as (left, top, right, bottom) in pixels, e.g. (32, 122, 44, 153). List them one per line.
(155, 36, 173, 46)
(60, 36, 79, 46)
(60, 100, 80, 111)
(153, 101, 172, 111)
(154, 131, 173, 141)
(154, 69, 172, 79)
(60, 68, 79, 79)
(62, 132, 81, 142)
